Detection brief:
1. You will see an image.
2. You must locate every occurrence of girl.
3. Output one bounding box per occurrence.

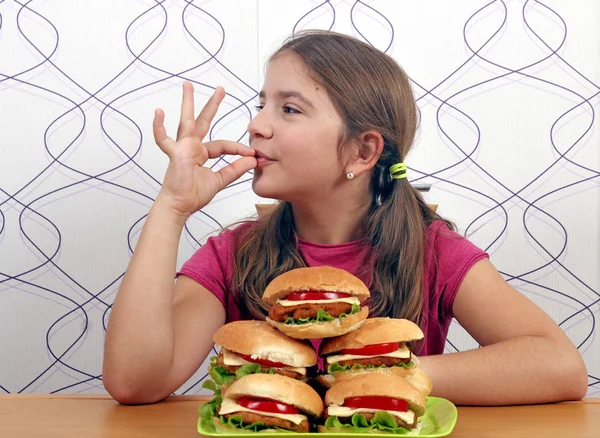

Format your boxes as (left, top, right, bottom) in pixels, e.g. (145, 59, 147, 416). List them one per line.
(102, 30, 587, 406)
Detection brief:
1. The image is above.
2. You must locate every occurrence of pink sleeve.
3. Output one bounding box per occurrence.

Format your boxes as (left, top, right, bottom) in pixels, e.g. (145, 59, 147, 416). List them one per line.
(176, 229, 236, 309)
(432, 224, 489, 319)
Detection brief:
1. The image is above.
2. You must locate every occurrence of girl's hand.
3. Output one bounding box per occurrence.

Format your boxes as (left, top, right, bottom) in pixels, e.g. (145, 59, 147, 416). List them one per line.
(153, 82, 256, 219)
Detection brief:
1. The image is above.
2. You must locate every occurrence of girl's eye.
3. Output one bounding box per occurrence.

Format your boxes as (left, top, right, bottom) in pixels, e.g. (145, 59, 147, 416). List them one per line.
(283, 106, 300, 114)
(254, 104, 264, 112)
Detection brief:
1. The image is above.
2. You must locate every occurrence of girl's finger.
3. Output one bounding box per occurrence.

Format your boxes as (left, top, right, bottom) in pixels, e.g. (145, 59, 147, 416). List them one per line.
(204, 140, 255, 159)
(153, 108, 175, 155)
(194, 87, 226, 140)
(214, 156, 257, 191)
(177, 82, 196, 140)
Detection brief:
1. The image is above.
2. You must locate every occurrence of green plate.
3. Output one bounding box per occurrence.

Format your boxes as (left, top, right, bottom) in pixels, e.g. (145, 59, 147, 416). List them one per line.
(197, 396, 457, 437)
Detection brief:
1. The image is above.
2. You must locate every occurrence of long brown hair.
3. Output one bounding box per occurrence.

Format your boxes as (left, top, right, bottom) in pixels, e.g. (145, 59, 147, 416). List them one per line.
(231, 30, 453, 337)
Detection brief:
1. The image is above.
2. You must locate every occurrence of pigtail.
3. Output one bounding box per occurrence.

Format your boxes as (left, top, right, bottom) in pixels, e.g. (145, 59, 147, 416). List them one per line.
(361, 149, 424, 325)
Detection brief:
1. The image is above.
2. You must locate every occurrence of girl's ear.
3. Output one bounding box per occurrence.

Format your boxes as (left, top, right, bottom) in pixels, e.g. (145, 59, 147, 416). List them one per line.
(345, 130, 385, 178)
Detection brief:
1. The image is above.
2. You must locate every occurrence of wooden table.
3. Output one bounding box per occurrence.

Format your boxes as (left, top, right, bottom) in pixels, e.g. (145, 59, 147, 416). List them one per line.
(0, 395, 599, 437)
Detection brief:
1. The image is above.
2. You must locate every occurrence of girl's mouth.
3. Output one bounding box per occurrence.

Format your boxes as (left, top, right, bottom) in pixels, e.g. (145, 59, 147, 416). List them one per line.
(255, 151, 275, 167)
(256, 156, 274, 167)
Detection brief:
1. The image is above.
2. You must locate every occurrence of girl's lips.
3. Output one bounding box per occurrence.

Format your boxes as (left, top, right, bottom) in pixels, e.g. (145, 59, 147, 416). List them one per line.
(256, 156, 275, 167)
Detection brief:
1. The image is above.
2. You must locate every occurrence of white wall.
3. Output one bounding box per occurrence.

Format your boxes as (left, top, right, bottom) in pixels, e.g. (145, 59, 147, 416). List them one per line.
(0, 0, 598, 396)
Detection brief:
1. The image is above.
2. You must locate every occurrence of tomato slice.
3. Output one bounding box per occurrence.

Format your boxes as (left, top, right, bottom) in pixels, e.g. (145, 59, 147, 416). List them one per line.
(286, 291, 350, 301)
(343, 396, 408, 412)
(238, 397, 301, 415)
(339, 342, 400, 356)
(238, 354, 287, 368)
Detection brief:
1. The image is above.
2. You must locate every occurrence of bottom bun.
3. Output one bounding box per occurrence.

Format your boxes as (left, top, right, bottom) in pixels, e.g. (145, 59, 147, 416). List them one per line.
(317, 421, 422, 435)
(266, 306, 369, 339)
(213, 417, 281, 434)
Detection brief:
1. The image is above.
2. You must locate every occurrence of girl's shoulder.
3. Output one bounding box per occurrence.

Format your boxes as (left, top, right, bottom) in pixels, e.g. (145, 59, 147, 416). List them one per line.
(424, 219, 488, 268)
(425, 219, 461, 241)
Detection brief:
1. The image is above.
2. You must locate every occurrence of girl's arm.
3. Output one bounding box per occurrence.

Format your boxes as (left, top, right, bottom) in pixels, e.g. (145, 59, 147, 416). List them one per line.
(102, 198, 225, 405)
(418, 258, 588, 405)
(102, 82, 256, 405)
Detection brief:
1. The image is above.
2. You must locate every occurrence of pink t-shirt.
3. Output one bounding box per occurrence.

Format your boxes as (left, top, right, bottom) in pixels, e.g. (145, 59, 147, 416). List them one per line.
(178, 220, 488, 356)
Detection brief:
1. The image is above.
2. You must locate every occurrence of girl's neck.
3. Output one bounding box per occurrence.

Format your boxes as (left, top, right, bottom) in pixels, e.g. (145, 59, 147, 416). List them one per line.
(291, 194, 371, 245)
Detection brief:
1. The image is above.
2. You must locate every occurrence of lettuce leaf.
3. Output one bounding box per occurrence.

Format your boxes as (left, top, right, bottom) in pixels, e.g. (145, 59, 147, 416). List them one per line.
(201, 379, 220, 395)
(208, 357, 288, 386)
(339, 303, 361, 319)
(351, 413, 370, 427)
(208, 365, 236, 386)
(199, 401, 295, 433)
(324, 412, 414, 434)
(198, 390, 222, 431)
(220, 415, 295, 433)
(235, 363, 262, 378)
(284, 303, 360, 325)
(327, 360, 415, 374)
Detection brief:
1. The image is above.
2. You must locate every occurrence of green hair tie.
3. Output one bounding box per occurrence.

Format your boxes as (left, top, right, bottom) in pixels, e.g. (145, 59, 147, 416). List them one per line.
(389, 163, 407, 180)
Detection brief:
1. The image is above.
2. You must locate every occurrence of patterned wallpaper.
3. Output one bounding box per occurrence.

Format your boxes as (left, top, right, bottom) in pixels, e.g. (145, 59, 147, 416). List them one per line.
(0, 0, 598, 396)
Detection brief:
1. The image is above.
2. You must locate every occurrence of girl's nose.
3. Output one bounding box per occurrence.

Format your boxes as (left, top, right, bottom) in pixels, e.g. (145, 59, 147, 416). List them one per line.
(248, 109, 273, 141)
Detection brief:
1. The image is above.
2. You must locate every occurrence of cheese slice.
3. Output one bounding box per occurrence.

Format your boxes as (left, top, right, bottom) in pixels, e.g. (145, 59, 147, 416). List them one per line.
(222, 350, 253, 366)
(219, 398, 307, 425)
(327, 405, 415, 425)
(326, 345, 411, 364)
(222, 350, 307, 376)
(276, 296, 361, 307)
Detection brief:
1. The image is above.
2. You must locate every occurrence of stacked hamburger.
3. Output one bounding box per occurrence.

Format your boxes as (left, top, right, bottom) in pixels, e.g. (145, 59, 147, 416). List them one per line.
(200, 266, 432, 434)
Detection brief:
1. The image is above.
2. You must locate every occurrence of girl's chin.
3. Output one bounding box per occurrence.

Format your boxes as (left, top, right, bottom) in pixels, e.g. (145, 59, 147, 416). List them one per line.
(251, 179, 281, 200)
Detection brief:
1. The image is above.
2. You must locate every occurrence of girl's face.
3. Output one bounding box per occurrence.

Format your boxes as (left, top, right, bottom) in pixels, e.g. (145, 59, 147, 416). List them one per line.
(249, 53, 348, 203)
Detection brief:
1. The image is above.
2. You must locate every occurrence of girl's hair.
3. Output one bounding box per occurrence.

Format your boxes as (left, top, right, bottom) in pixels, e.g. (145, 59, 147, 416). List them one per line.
(231, 30, 454, 338)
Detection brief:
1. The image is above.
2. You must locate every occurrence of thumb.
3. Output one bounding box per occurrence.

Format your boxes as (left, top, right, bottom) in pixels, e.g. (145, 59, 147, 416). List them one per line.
(215, 157, 257, 191)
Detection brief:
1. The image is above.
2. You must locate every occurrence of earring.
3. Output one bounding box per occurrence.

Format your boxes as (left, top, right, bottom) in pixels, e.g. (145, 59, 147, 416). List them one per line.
(346, 171, 354, 180)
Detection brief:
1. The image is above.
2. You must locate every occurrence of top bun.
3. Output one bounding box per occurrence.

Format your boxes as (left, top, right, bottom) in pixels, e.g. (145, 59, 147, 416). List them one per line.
(224, 373, 324, 417)
(212, 320, 317, 367)
(320, 317, 424, 355)
(324, 373, 426, 417)
(263, 266, 370, 304)
(406, 367, 433, 396)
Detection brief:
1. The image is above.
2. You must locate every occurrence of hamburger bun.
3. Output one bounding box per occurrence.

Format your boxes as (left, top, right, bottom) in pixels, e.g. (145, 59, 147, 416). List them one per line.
(316, 356, 430, 395)
(316, 362, 417, 388)
(262, 266, 370, 304)
(320, 317, 423, 355)
(324, 373, 426, 417)
(212, 417, 306, 434)
(266, 306, 369, 339)
(405, 367, 433, 396)
(223, 373, 324, 417)
(212, 417, 243, 434)
(212, 320, 317, 367)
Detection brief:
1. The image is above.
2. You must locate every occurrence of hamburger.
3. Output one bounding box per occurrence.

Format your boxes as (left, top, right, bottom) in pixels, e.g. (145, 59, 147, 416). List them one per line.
(208, 320, 318, 388)
(263, 266, 370, 339)
(200, 373, 324, 433)
(319, 373, 426, 434)
(317, 318, 430, 394)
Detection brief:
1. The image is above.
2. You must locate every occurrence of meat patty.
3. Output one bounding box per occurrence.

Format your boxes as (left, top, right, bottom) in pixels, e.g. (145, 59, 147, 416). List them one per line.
(269, 302, 353, 322)
(223, 411, 309, 433)
(360, 411, 417, 429)
(215, 350, 305, 380)
(328, 411, 417, 429)
(334, 355, 412, 368)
